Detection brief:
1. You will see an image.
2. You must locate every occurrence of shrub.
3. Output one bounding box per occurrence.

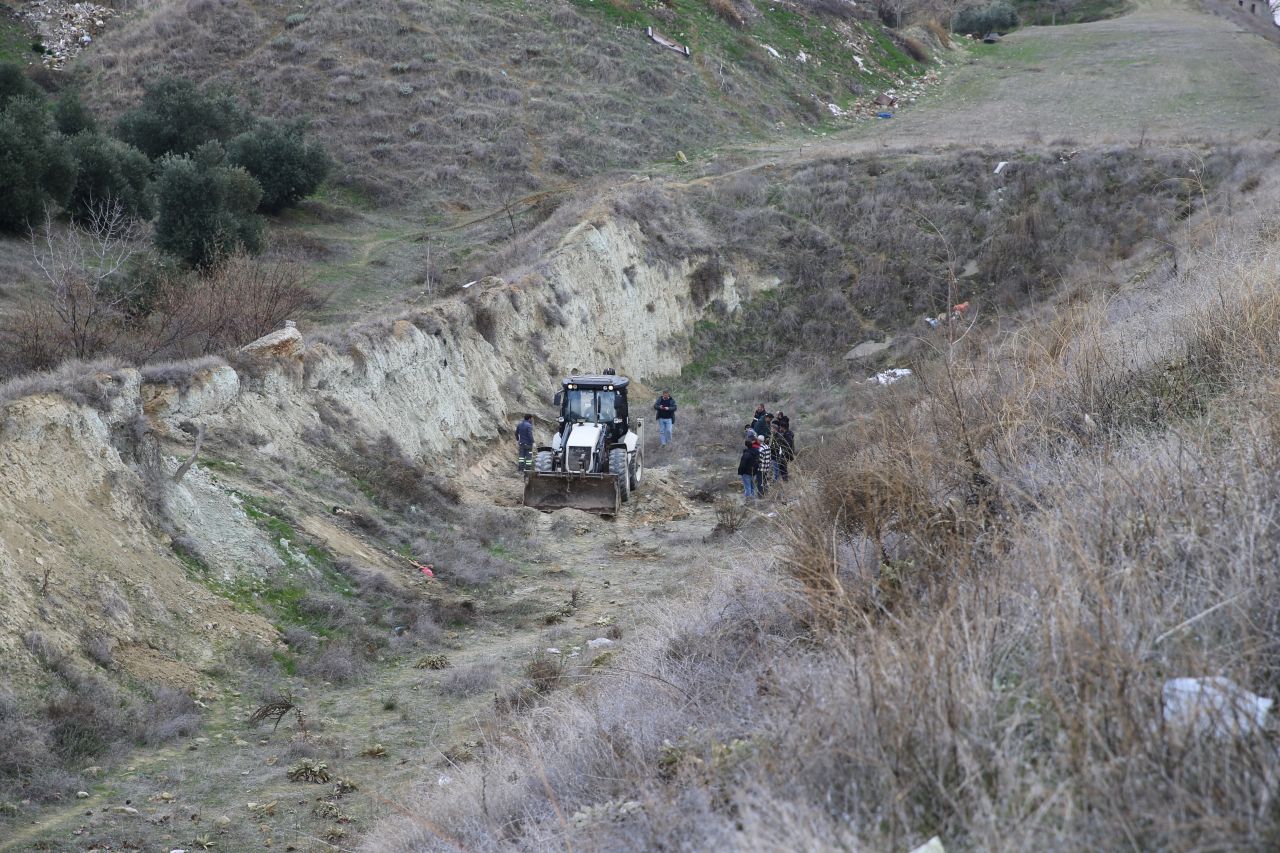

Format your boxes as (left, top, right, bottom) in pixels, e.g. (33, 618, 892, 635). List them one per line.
(901, 36, 931, 62)
(53, 89, 96, 136)
(153, 145, 264, 267)
(300, 641, 368, 685)
(115, 76, 251, 160)
(0, 97, 76, 232)
(954, 2, 1019, 34)
(67, 133, 153, 221)
(227, 120, 330, 214)
(439, 661, 498, 698)
(0, 62, 41, 106)
(134, 254, 324, 358)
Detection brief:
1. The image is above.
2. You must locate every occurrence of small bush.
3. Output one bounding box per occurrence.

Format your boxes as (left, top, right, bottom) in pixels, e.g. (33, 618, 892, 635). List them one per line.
(0, 62, 41, 106)
(901, 36, 931, 63)
(67, 132, 154, 221)
(707, 0, 746, 27)
(227, 120, 330, 214)
(153, 145, 264, 268)
(439, 661, 498, 698)
(53, 89, 96, 135)
(300, 641, 368, 685)
(924, 19, 952, 47)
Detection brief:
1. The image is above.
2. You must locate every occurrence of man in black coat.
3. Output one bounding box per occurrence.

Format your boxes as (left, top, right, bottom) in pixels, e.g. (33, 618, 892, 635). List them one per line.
(515, 414, 534, 473)
(777, 422, 796, 481)
(737, 438, 759, 499)
(654, 391, 677, 447)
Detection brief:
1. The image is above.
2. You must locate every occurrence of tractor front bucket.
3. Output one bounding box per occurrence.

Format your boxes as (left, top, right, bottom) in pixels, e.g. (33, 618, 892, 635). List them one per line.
(522, 471, 621, 516)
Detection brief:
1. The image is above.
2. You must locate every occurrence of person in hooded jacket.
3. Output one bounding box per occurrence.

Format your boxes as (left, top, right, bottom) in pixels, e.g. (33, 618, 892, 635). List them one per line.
(737, 438, 759, 499)
(777, 421, 796, 481)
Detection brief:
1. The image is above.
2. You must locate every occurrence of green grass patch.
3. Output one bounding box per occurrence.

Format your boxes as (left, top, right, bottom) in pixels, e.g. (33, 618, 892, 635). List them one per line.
(563, 0, 925, 110)
(0, 10, 38, 66)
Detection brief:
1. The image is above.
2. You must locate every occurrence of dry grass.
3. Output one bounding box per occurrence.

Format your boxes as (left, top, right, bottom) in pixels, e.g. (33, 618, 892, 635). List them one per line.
(363, 224, 1280, 849)
(691, 146, 1246, 372)
(78, 0, 898, 212)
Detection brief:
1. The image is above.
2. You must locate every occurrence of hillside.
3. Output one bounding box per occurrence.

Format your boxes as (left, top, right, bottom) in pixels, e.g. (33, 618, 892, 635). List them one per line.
(2, 0, 1280, 850)
(77, 0, 930, 209)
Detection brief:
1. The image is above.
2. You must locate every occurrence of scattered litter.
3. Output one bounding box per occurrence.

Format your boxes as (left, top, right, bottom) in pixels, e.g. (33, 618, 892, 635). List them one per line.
(994, 161, 1008, 175)
(461, 280, 477, 289)
(983, 32, 1002, 44)
(874, 92, 899, 107)
(827, 103, 846, 118)
(762, 44, 781, 59)
(923, 316, 940, 329)
(646, 26, 691, 56)
(868, 368, 913, 386)
(796, 50, 809, 63)
(436, 774, 452, 787)
(852, 54, 866, 72)
(587, 637, 614, 649)
(76, 791, 89, 799)
(676, 150, 689, 164)
(411, 560, 435, 578)
(1162, 677, 1272, 738)
(546, 647, 562, 655)
(765, 512, 777, 518)
(910, 838, 945, 853)
(876, 112, 894, 119)
(952, 301, 970, 318)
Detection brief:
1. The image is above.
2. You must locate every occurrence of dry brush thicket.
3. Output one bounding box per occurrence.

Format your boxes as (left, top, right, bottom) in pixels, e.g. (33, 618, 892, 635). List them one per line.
(692, 146, 1254, 369)
(367, 228, 1280, 848)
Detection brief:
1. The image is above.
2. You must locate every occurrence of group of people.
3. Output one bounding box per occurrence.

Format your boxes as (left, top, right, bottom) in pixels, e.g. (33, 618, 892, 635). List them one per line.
(737, 403, 795, 499)
(515, 391, 797, 505)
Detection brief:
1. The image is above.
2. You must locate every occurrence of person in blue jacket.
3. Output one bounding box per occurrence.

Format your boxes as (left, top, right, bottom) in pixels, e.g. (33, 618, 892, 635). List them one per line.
(654, 391, 677, 447)
(515, 414, 534, 473)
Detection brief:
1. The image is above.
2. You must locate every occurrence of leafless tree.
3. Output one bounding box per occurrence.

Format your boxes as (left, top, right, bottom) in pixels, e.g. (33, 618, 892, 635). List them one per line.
(30, 199, 146, 359)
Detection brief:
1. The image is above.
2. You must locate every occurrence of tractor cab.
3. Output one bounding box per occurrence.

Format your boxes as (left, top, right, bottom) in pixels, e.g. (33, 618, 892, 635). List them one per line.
(554, 374, 630, 444)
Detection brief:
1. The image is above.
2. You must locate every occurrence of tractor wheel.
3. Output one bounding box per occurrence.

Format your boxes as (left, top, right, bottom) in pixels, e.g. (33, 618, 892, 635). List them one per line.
(629, 448, 642, 491)
(609, 447, 630, 502)
(534, 450, 554, 473)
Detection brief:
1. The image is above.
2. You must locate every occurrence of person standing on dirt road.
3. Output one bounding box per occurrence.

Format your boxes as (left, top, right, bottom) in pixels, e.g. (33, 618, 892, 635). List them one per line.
(516, 414, 534, 473)
(654, 391, 677, 447)
(738, 438, 759, 499)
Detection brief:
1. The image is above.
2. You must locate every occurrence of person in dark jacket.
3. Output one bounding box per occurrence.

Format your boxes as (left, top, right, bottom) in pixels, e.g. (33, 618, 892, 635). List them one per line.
(752, 437, 768, 497)
(737, 438, 759, 499)
(751, 403, 770, 437)
(515, 414, 534, 473)
(777, 422, 795, 481)
(654, 391, 677, 446)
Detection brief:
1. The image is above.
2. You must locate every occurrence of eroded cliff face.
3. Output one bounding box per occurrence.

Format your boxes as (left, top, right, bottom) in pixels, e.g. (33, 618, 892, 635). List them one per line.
(0, 212, 770, 696)
(166, 218, 768, 461)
